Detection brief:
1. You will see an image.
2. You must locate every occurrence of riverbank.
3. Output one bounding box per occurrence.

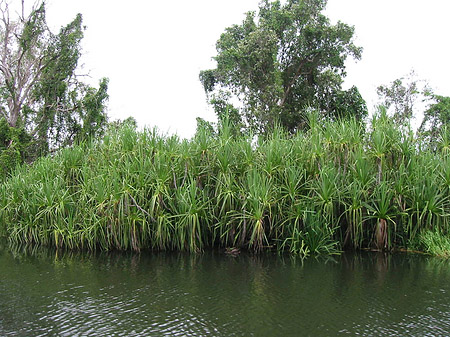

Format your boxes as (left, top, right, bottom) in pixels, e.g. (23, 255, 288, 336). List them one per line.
(1, 112, 449, 257)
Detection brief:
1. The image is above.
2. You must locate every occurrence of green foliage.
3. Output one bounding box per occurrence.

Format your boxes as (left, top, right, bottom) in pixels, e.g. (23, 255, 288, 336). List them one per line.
(0, 1, 108, 171)
(0, 118, 31, 180)
(107, 116, 138, 132)
(195, 117, 215, 138)
(200, 0, 366, 134)
(376, 72, 450, 152)
(377, 71, 430, 126)
(1, 113, 450, 257)
(281, 210, 340, 257)
(419, 95, 450, 149)
(415, 230, 450, 258)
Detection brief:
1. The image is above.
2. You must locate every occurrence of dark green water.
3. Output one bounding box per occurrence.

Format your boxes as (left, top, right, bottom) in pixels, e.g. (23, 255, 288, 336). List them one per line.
(1, 243, 449, 336)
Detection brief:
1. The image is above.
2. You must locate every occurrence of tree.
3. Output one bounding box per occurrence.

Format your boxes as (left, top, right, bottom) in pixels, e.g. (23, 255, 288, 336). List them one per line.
(0, 0, 108, 161)
(199, 0, 366, 134)
(376, 71, 429, 126)
(418, 94, 450, 149)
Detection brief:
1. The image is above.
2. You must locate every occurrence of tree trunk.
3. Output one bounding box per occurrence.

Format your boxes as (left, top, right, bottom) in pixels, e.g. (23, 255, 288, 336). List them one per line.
(376, 218, 387, 250)
(8, 101, 20, 127)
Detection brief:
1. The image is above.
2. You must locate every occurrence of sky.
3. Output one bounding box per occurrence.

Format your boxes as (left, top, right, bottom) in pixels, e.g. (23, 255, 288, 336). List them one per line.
(39, 0, 450, 138)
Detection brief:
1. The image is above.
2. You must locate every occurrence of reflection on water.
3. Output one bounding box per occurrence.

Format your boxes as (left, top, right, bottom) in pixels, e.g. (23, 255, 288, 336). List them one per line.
(1, 242, 449, 336)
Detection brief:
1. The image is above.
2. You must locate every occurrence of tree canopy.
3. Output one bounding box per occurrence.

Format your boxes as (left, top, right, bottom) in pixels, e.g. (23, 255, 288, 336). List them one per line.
(376, 71, 431, 126)
(200, 0, 367, 134)
(419, 94, 450, 149)
(0, 0, 108, 175)
(376, 71, 450, 150)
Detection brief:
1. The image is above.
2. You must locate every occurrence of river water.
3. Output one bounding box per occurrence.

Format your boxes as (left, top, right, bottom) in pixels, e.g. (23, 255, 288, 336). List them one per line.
(1, 243, 449, 336)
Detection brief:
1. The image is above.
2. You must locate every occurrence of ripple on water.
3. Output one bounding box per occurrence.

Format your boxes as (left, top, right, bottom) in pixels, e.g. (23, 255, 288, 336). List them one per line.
(1, 250, 450, 336)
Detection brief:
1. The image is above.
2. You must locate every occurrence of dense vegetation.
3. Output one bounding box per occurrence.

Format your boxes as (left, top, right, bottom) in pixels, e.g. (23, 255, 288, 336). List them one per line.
(1, 112, 449, 257)
(1, 0, 449, 258)
(0, 1, 108, 179)
(200, 0, 367, 134)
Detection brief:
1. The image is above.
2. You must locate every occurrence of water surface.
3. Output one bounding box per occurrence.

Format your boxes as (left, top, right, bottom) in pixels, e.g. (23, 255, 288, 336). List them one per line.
(1, 243, 449, 336)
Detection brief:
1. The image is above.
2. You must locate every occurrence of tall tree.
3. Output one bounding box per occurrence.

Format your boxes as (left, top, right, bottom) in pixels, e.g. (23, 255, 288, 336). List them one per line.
(200, 0, 366, 134)
(0, 0, 108, 160)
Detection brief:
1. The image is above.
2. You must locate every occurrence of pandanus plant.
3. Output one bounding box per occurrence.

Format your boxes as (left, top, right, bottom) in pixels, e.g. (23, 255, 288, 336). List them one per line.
(240, 168, 274, 251)
(365, 181, 400, 250)
(1, 111, 450, 257)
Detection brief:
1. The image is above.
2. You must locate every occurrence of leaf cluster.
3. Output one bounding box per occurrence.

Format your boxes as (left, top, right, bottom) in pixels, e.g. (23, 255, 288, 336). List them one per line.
(200, 0, 366, 134)
(0, 1, 109, 173)
(2, 112, 450, 257)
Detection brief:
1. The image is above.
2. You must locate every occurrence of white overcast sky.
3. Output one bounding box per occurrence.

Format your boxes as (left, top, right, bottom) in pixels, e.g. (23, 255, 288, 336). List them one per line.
(40, 0, 450, 138)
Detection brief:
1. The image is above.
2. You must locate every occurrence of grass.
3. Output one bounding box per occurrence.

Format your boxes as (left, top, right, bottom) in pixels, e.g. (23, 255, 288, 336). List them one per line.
(0, 110, 450, 257)
(416, 230, 450, 258)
